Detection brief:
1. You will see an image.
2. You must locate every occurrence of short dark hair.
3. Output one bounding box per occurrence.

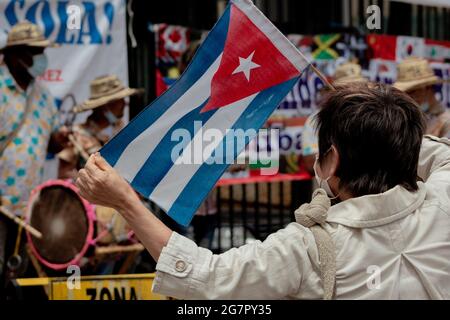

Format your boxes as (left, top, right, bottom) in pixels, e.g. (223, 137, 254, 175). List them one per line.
(315, 83, 425, 197)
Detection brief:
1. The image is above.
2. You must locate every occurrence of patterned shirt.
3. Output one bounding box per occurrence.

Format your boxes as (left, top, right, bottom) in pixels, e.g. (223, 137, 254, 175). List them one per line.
(0, 63, 59, 216)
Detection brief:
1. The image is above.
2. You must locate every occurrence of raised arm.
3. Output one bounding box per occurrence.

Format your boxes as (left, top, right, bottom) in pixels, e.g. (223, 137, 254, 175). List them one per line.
(152, 224, 317, 300)
(76, 153, 318, 299)
(76, 153, 172, 260)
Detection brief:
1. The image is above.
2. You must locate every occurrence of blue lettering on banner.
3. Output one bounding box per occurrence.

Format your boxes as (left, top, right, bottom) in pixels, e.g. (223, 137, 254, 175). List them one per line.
(26, 0, 54, 37)
(103, 1, 114, 44)
(76, 2, 102, 44)
(3, 0, 116, 45)
(55, 1, 75, 44)
(277, 66, 325, 116)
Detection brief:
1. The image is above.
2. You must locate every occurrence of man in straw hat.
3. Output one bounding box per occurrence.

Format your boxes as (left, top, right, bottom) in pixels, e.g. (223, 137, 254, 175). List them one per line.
(302, 62, 369, 175)
(394, 57, 450, 138)
(0, 21, 68, 292)
(57, 75, 141, 179)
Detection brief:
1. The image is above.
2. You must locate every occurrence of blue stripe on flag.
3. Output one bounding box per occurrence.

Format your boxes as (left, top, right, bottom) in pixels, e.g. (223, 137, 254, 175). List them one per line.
(131, 99, 218, 198)
(100, 5, 231, 167)
(167, 76, 301, 226)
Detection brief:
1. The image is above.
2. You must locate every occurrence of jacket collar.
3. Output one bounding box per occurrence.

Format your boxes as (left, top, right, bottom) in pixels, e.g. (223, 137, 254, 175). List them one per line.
(326, 182, 426, 228)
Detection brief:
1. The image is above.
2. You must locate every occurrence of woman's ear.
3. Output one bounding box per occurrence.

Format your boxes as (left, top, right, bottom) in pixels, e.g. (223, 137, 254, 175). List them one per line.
(328, 145, 340, 177)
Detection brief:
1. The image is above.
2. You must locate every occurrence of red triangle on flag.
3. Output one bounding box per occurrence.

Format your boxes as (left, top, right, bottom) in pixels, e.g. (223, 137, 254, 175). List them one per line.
(200, 4, 300, 113)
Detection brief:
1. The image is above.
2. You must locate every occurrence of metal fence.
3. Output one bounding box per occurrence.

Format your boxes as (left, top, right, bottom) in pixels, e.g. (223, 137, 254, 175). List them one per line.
(148, 178, 313, 253)
(212, 179, 312, 252)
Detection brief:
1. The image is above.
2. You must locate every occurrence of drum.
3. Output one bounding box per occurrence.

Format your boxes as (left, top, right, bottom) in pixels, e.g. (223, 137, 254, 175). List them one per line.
(95, 206, 133, 245)
(26, 180, 137, 271)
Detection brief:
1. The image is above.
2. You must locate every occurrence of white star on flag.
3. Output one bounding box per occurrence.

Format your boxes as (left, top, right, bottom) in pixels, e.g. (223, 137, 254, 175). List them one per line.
(232, 50, 260, 81)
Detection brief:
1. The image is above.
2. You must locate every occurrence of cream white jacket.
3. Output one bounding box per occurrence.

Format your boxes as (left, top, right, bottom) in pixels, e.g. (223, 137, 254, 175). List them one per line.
(152, 135, 450, 299)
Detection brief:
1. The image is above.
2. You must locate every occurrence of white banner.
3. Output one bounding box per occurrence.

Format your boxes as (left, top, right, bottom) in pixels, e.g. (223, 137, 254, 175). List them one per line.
(0, 0, 128, 122)
(275, 59, 450, 117)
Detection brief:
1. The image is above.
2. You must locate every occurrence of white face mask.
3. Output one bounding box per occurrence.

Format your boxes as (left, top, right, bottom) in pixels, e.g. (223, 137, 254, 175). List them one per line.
(420, 102, 430, 113)
(313, 155, 336, 198)
(104, 109, 119, 126)
(27, 53, 48, 77)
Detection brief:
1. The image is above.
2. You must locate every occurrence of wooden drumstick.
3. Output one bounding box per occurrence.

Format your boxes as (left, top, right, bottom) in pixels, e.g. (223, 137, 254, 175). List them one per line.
(0, 205, 43, 239)
(68, 133, 90, 161)
(95, 243, 144, 255)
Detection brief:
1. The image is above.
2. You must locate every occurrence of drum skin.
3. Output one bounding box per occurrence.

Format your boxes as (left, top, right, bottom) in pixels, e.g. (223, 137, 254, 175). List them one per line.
(26, 180, 95, 270)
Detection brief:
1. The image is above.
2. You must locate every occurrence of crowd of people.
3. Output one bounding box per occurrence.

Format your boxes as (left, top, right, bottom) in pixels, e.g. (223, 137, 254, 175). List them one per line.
(0, 21, 143, 291)
(0, 20, 449, 299)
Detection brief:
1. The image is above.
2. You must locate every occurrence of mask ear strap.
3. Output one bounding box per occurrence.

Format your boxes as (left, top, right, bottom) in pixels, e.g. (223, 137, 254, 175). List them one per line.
(17, 50, 35, 67)
(17, 57, 30, 70)
(328, 192, 340, 201)
(321, 176, 340, 201)
(317, 146, 341, 201)
(17, 54, 38, 78)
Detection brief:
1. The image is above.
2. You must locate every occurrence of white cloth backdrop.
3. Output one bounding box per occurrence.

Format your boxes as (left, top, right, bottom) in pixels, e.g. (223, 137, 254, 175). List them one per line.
(0, 0, 129, 179)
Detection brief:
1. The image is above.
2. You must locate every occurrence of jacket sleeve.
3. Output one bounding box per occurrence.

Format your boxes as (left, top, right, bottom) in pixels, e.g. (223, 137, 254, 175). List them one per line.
(418, 135, 450, 200)
(152, 223, 318, 300)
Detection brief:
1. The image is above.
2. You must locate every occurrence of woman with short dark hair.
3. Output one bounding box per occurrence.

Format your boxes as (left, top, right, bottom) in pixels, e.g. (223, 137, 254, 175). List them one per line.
(76, 83, 450, 299)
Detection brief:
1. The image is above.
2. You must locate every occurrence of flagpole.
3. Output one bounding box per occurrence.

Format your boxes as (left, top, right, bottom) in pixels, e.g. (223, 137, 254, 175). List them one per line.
(310, 64, 336, 91)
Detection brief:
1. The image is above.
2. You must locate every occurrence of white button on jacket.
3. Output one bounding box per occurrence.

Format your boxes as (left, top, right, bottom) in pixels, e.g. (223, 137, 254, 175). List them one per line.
(152, 136, 450, 299)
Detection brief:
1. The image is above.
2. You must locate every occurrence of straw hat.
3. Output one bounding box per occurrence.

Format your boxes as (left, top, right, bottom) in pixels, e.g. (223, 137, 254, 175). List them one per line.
(74, 75, 142, 113)
(333, 62, 368, 85)
(2, 21, 57, 49)
(393, 57, 440, 92)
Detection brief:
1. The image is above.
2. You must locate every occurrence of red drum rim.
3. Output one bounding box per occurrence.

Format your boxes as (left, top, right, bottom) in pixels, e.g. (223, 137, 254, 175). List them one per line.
(25, 179, 96, 270)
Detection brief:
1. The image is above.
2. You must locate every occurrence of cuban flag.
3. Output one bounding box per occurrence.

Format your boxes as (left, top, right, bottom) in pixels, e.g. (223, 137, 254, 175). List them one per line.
(101, 0, 310, 226)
